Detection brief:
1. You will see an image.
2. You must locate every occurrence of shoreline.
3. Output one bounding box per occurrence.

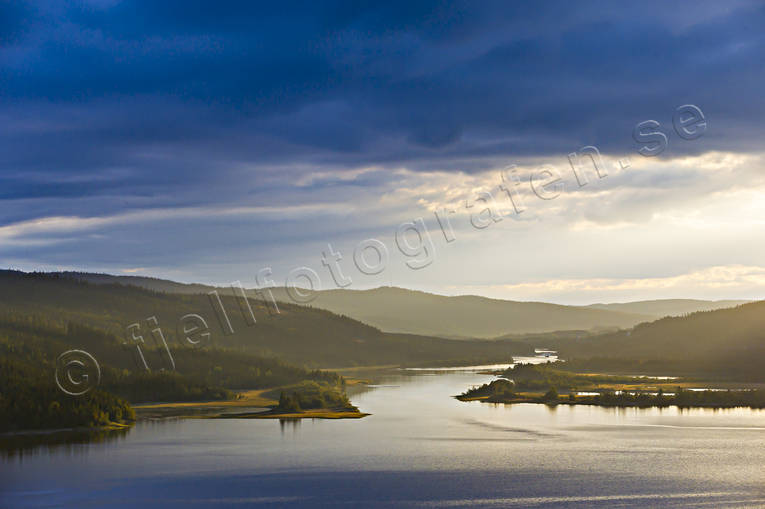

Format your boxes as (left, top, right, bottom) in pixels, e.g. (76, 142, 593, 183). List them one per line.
(462, 364, 765, 410)
(205, 408, 370, 419)
(0, 421, 133, 437)
(134, 386, 370, 420)
(457, 393, 765, 410)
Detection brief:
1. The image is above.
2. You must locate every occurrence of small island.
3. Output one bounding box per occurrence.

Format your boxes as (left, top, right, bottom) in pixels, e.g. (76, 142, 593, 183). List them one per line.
(216, 381, 369, 419)
(457, 363, 765, 409)
(135, 380, 369, 420)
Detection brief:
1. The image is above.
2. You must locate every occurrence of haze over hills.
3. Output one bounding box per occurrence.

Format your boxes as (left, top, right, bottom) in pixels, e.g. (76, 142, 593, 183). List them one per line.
(60, 271, 750, 338)
(553, 300, 765, 380)
(586, 299, 751, 317)
(4, 269, 765, 392)
(0, 270, 528, 367)
(17, 270, 763, 379)
(266, 286, 652, 338)
(58, 273, 652, 336)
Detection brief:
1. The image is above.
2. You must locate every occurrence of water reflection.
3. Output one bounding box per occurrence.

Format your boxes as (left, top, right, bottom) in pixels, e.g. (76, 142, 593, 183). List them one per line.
(279, 419, 301, 433)
(0, 426, 131, 461)
(4, 364, 765, 508)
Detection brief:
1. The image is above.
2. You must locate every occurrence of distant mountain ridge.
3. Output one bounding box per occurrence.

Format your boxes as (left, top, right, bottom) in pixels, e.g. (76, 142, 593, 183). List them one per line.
(59, 271, 215, 294)
(586, 299, 750, 317)
(50, 271, 753, 339)
(0, 270, 529, 367)
(266, 286, 652, 338)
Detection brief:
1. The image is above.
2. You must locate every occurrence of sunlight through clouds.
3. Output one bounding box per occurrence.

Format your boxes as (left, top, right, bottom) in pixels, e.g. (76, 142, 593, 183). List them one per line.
(447, 266, 765, 303)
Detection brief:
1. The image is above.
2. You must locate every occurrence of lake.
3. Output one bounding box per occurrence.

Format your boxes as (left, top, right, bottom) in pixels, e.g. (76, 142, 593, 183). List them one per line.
(3, 366, 765, 508)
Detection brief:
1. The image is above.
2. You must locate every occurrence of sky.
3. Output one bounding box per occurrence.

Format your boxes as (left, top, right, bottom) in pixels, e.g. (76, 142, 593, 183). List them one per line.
(1, 1, 764, 304)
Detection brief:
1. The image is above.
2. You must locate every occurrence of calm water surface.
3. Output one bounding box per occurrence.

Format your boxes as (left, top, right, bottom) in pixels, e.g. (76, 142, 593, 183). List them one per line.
(3, 366, 765, 508)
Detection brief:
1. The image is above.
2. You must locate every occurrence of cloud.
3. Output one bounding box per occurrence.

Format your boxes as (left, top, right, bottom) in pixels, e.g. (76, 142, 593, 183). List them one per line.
(0, 202, 355, 244)
(2, 2, 765, 188)
(446, 266, 765, 304)
(120, 267, 146, 274)
(1, 2, 764, 299)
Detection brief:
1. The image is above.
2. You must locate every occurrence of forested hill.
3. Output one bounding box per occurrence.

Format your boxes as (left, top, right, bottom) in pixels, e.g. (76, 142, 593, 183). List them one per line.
(586, 299, 750, 317)
(555, 301, 765, 379)
(265, 286, 653, 338)
(61, 271, 215, 294)
(0, 271, 527, 367)
(56, 272, 651, 337)
(58, 272, 747, 339)
(0, 316, 342, 430)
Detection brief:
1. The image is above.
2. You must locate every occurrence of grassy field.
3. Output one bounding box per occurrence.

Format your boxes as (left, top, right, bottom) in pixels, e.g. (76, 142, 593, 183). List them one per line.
(133, 389, 276, 418)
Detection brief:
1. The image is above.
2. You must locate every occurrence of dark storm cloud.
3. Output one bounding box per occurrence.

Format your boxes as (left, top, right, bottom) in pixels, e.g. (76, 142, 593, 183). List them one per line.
(0, 1, 764, 237)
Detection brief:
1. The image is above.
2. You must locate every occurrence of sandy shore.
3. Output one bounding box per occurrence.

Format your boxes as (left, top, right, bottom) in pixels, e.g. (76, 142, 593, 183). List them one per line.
(134, 388, 370, 420)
